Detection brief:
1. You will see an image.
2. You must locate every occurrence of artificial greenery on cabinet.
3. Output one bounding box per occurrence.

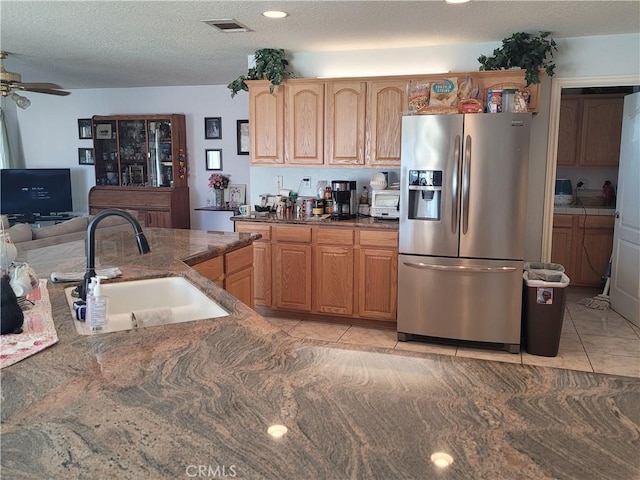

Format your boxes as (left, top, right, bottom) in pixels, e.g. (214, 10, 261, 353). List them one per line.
(228, 48, 293, 98)
(478, 31, 558, 86)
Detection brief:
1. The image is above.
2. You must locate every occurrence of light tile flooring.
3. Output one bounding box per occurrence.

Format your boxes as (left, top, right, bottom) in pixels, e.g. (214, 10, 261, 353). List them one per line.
(265, 287, 640, 378)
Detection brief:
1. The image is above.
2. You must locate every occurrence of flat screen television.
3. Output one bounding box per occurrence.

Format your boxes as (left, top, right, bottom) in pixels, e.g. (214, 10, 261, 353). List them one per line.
(0, 168, 73, 218)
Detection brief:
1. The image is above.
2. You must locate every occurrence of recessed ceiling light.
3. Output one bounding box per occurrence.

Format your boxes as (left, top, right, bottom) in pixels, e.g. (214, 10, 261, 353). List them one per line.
(263, 10, 288, 19)
(445, 0, 470, 4)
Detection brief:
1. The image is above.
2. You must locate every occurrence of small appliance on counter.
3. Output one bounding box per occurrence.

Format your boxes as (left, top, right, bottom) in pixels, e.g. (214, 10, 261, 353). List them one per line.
(554, 178, 573, 206)
(331, 181, 356, 219)
(370, 189, 400, 219)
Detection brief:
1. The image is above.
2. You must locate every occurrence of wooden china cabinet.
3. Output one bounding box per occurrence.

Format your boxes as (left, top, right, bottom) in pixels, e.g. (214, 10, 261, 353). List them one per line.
(88, 114, 190, 228)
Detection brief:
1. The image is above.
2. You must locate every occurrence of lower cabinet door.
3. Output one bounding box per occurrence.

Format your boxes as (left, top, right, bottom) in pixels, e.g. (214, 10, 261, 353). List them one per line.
(358, 248, 398, 321)
(314, 246, 354, 315)
(252, 242, 272, 307)
(225, 267, 254, 308)
(273, 244, 312, 311)
(146, 210, 172, 228)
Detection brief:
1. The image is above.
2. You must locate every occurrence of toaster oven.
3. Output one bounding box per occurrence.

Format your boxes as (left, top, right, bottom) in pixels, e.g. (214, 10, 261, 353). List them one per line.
(370, 189, 400, 219)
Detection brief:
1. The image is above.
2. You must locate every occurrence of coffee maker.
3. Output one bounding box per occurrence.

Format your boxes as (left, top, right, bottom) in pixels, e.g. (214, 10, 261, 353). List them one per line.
(331, 180, 355, 219)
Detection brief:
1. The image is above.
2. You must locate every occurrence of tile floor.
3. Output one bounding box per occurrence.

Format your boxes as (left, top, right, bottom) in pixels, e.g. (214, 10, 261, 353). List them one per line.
(265, 286, 640, 378)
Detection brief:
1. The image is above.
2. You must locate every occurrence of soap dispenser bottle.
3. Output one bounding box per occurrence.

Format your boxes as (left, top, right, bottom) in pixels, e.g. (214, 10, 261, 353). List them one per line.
(87, 276, 108, 333)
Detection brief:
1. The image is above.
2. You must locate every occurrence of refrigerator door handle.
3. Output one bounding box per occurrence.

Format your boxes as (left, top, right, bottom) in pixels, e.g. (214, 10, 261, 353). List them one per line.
(403, 262, 517, 273)
(451, 134, 461, 235)
(462, 135, 471, 235)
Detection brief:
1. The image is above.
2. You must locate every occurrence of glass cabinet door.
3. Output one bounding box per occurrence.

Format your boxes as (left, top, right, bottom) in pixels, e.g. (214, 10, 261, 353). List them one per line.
(92, 120, 118, 185)
(147, 119, 173, 187)
(118, 120, 147, 186)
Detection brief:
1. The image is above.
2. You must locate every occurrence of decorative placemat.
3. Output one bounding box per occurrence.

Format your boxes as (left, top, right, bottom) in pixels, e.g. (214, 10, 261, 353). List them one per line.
(1, 279, 58, 369)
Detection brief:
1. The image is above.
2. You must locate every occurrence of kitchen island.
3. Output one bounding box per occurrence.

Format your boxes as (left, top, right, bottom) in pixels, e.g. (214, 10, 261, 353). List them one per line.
(1, 226, 638, 479)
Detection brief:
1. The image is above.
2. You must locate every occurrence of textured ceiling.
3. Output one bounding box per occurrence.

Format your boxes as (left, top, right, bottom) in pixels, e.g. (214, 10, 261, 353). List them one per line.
(1, 0, 639, 90)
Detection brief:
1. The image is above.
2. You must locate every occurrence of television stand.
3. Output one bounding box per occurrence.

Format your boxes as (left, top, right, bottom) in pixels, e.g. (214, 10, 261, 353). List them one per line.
(6, 213, 76, 226)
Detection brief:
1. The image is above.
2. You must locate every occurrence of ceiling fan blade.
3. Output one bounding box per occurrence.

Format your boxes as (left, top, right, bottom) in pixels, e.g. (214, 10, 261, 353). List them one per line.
(20, 86, 70, 96)
(19, 82, 65, 90)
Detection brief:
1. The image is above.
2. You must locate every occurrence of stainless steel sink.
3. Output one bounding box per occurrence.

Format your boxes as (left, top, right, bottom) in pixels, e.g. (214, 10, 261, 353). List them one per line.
(65, 276, 229, 335)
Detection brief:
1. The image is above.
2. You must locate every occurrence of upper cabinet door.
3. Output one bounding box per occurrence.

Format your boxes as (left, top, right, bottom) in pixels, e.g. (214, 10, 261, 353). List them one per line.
(249, 82, 284, 164)
(325, 81, 366, 165)
(579, 95, 625, 167)
(285, 82, 324, 165)
(556, 96, 580, 167)
(365, 80, 407, 166)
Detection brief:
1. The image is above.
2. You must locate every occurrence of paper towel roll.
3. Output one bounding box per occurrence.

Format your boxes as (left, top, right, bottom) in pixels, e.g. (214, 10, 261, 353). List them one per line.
(131, 307, 173, 327)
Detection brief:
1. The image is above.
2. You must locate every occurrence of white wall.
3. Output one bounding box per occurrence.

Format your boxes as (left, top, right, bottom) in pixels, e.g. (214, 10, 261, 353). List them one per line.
(8, 33, 639, 258)
(12, 85, 250, 229)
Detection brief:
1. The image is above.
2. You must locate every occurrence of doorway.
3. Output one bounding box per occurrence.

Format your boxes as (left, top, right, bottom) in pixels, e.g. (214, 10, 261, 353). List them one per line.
(542, 74, 640, 260)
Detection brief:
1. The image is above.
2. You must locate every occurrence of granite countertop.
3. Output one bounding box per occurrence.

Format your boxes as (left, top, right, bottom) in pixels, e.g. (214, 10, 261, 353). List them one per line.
(1, 226, 638, 479)
(231, 212, 400, 230)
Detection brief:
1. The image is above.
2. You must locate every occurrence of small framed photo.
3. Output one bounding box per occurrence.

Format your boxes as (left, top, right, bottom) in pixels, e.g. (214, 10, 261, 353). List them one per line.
(205, 149, 222, 170)
(237, 119, 249, 155)
(78, 148, 94, 165)
(128, 165, 145, 185)
(205, 117, 222, 139)
(95, 123, 113, 140)
(228, 184, 246, 207)
(78, 118, 92, 139)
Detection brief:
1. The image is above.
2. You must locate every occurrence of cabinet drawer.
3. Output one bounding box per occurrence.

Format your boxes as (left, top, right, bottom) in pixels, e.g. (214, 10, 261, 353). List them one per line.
(226, 245, 254, 275)
(274, 225, 312, 243)
(316, 228, 354, 245)
(553, 214, 574, 228)
(578, 215, 615, 229)
(359, 229, 398, 248)
(235, 222, 272, 241)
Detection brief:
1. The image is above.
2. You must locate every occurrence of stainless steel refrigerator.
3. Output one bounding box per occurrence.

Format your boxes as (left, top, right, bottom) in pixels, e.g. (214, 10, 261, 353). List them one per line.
(397, 113, 531, 353)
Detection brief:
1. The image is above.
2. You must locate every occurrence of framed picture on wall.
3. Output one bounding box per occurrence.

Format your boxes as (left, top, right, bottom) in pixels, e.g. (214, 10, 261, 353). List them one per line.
(236, 119, 249, 155)
(228, 184, 246, 207)
(205, 149, 222, 170)
(78, 148, 94, 165)
(78, 119, 92, 139)
(205, 117, 222, 139)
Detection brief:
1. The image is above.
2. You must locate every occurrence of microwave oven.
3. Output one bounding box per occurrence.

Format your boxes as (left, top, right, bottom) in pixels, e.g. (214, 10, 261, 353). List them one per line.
(370, 189, 400, 219)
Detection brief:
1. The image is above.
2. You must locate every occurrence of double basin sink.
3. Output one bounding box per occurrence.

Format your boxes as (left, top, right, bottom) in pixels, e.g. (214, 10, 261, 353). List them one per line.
(65, 276, 229, 335)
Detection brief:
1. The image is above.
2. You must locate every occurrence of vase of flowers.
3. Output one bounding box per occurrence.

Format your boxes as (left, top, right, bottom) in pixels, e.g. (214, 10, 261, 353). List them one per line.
(208, 173, 230, 207)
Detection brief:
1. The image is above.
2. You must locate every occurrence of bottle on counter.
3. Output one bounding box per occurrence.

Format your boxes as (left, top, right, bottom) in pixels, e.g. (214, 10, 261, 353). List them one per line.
(360, 186, 369, 205)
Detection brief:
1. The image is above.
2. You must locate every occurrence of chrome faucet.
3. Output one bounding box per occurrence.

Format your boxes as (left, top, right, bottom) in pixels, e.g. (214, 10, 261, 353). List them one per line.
(79, 209, 151, 300)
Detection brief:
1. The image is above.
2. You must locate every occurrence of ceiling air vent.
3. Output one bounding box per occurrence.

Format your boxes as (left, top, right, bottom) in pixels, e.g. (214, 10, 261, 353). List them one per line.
(203, 19, 251, 33)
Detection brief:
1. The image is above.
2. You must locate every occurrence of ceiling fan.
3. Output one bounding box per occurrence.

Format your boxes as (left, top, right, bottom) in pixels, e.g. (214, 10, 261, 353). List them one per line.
(1, 51, 70, 108)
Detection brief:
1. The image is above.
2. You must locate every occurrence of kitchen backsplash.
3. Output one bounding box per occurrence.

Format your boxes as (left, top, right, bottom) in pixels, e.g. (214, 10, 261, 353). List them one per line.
(556, 166, 618, 194)
(249, 167, 400, 206)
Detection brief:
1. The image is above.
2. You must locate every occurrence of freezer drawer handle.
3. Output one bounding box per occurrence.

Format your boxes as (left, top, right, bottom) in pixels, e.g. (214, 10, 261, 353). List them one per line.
(403, 262, 517, 273)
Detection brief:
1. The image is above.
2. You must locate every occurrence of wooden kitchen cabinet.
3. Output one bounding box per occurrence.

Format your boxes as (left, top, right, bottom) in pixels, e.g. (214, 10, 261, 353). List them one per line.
(234, 222, 272, 307)
(285, 81, 324, 165)
(248, 71, 540, 168)
(325, 81, 367, 165)
(550, 215, 574, 278)
(272, 226, 313, 312)
(249, 82, 285, 164)
(551, 214, 614, 287)
(314, 228, 355, 315)
(224, 245, 254, 308)
(356, 230, 398, 320)
(191, 245, 254, 307)
(235, 220, 398, 324)
(365, 80, 407, 166)
(556, 93, 625, 167)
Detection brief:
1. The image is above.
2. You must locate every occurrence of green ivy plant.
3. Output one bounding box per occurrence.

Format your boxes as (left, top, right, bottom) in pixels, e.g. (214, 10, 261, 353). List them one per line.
(478, 31, 558, 86)
(228, 48, 292, 98)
